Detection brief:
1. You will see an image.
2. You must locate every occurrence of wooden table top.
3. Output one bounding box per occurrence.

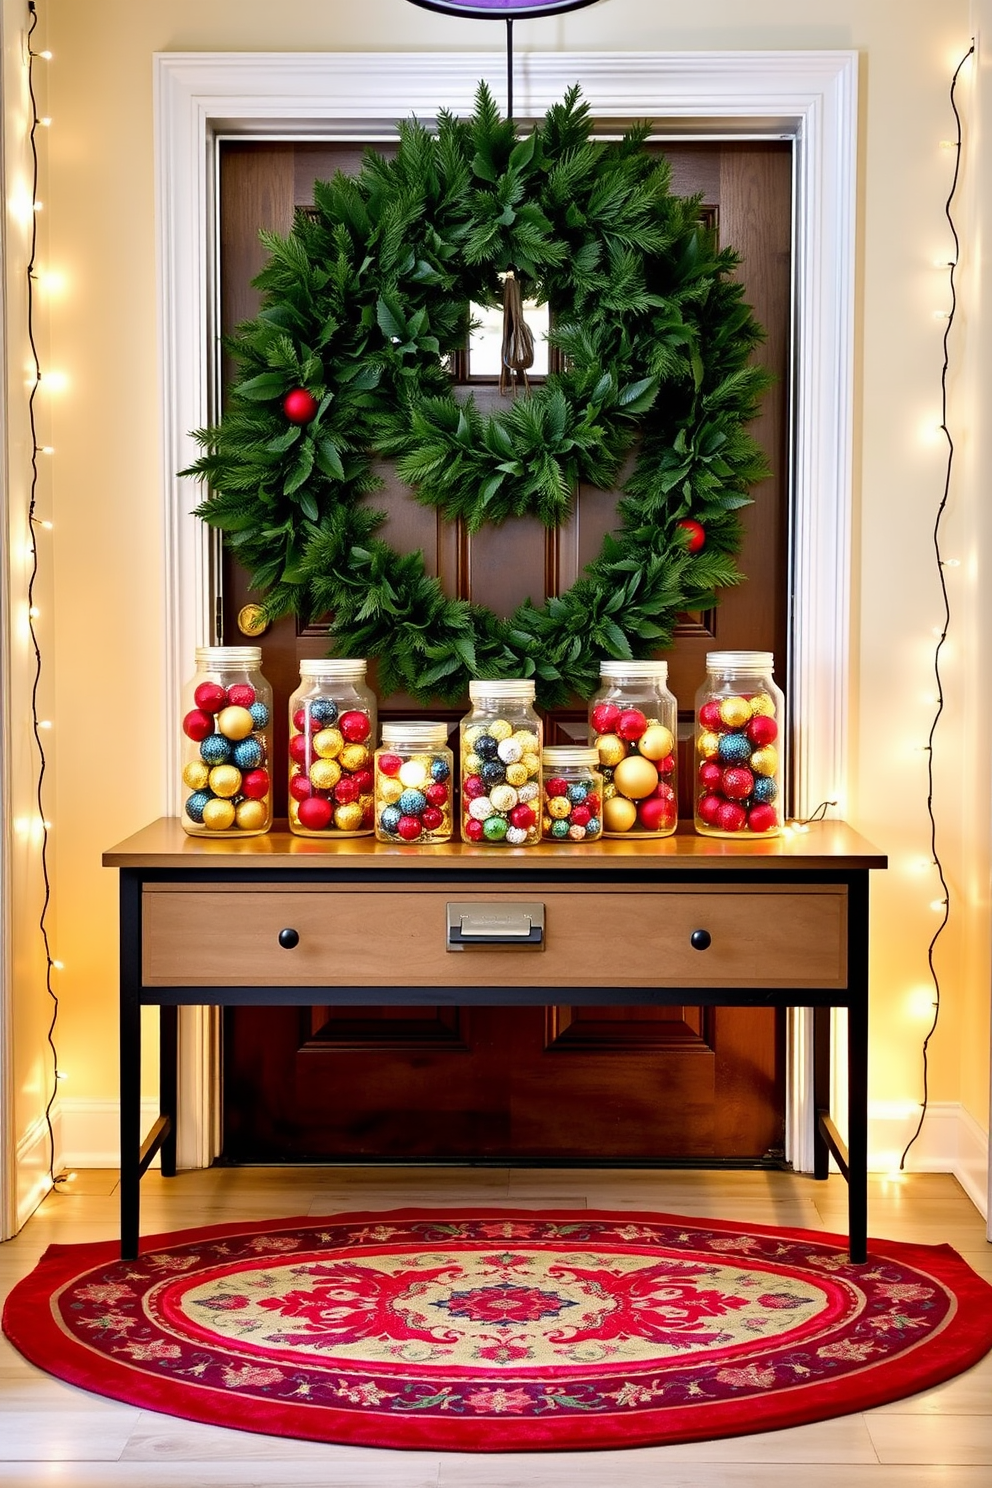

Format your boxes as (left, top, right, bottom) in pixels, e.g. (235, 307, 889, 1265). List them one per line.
(104, 818, 887, 873)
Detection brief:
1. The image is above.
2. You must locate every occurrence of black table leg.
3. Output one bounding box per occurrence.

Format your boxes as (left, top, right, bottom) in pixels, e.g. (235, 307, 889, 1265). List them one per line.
(159, 1005, 178, 1178)
(813, 1004, 831, 1181)
(119, 873, 142, 1259)
(847, 991, 869, 1263)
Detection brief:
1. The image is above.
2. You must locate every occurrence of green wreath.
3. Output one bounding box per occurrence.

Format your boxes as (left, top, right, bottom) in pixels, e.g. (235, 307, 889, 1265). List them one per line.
(184, 85, 772, 707)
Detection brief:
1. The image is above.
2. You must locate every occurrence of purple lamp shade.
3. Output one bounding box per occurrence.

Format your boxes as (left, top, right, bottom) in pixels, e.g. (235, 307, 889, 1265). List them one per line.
(406, 1, 600, 18)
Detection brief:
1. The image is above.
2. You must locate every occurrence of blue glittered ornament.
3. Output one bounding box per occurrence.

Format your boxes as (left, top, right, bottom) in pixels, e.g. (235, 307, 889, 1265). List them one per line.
(249, 700, 270, 729)
(752, 775, 778, 804)
(551, 819, 570, 838)
(310, 697, 338, 725)
(475, 733, 499, 759)
(431, 757, 451, 782)
(232, 737, 264, 770)
(200, 734, 232, 765)
(480, 759, 506, 787)
(185, 790, 212, 823)
(397, 788, 427, 816)
(567, 782, 589, 805)
(717, 732, 752, 765)
(379, 804, 402, 834)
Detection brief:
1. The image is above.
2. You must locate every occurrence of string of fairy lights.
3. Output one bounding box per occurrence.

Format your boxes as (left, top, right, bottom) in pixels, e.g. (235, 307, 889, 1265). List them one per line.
(899, 39, 975, 1171)
(24, 0, 62, 1186)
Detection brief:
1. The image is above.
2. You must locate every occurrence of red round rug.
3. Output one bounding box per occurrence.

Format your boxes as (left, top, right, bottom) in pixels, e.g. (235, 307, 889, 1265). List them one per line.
(5, 1208, 992, 1452)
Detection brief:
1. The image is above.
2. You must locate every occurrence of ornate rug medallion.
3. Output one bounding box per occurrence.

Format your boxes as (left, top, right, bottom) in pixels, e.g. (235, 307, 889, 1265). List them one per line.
(5, 1209, 992, 1451)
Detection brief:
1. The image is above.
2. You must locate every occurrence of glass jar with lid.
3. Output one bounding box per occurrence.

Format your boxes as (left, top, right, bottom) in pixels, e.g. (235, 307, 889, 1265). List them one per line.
(287, 659, 377, 837)
(374, 722, 453, 843)
(589, 660, 678, 837)
(460, 679, 542, 845)
(694, 650, 784, 837)
(540, 747, 603, 842)
(180, 646, 273, 837)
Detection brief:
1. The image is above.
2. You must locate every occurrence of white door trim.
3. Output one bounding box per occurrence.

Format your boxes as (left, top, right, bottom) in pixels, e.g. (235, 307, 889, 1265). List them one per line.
(154, 49, 858, 1173)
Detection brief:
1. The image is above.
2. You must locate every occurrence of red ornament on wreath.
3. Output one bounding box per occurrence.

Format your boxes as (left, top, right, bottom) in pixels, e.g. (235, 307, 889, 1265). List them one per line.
(282, 388, 319, 425)
(678, 518, 706, 553)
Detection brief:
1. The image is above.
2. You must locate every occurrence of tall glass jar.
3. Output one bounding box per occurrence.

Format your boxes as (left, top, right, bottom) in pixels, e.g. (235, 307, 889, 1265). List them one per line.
(460, 679, 542, 846)
(589, 661, 678, 837)
(694, 650, 784, 838)
(180, 646, 273, 837)
(541, 747, 603, 842)
(374, 722, 453, 843)
(287, 659, 376, 837)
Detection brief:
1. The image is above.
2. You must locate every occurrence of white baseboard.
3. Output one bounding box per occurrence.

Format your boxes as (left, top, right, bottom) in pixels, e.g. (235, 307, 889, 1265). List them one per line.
(868, 1100, 989, 1219)
(14, 1111, 57, 1233)
(57, 1097, 161, 1170)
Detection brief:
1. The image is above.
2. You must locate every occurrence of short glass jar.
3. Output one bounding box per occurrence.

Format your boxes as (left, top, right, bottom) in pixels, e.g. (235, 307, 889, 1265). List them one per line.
(541, 747, 603, 842)
(180, 646, 273, 837)
(694, 650, 784, 838)
(589, 661, 678, 837)
(374, 723, 453, 843)
(287, 659, 376, 837)
(460, 679, 542, 846)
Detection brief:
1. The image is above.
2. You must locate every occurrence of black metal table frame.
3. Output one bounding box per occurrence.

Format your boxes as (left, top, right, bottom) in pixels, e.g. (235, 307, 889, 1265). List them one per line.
(118, 863, 870, 1262)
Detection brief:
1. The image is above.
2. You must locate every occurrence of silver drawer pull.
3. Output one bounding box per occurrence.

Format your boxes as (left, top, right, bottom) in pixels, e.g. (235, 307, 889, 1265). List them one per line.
(446, 902, 545, 949)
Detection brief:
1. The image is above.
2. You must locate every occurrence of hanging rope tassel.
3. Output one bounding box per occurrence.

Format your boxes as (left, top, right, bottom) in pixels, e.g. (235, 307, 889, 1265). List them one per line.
(499, 272, 535, 395)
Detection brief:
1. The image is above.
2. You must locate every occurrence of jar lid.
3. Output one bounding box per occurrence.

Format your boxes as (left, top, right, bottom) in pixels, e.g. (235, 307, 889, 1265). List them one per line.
(541, 746, 600, 769)
(706, 650, 775, 673)
(599, 660, 669, 680)
(195, 645, 262, 666)
(468, 678, 536, 700)
(299, 658, 367, 678)
(381, 721, 449, 746)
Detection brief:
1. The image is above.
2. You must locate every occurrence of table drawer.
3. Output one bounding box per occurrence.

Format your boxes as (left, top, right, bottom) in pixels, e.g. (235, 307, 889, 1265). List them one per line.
(141, 883, 847, 989)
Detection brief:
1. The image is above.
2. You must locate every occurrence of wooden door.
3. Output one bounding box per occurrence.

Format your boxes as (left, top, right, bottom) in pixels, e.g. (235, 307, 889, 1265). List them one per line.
(217, 135, 792, 1163)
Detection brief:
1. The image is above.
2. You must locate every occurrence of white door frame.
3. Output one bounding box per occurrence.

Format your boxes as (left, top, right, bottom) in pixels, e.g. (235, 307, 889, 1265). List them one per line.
(154, 49, 858, 1173)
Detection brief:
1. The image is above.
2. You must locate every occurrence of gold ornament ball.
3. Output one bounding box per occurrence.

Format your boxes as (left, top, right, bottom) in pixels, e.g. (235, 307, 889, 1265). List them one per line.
(548, 796, 572, 819)
(750, 692, 777, 718)
(613, 754, 660, 800)
(490, 784, 518, 813)
(465, 752, 483, 774)
(597, 733, 627, 768)
(750, 745, 779, 777)
(638, 724, 675, 761)
(463, 725, 485, 749)
(516, 730, 540, 754)
(313, 727, 344, 760)
(378, 776, 403, 805)
(182, 760, 210, 791)
(201, 798, 236, 831)
(216, 705, 255, 741)
(235, 799, 267, 831)
(603, 795, 638, 832)
(490, 719, 513, 742)
(208, 764, 242, 799)
(340, 743, 370, 773)
(505, 762, 529, 787)
(697, 730, 721, 759)
(719, 695, 753, 729)
(310, 758, 342, 791)
(520, 751, 541, 777)
(334, 801, 365, 832)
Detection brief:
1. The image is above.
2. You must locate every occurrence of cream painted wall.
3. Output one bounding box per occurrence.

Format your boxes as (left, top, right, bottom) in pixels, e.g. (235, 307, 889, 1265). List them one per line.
(23, 0, 986, 1169)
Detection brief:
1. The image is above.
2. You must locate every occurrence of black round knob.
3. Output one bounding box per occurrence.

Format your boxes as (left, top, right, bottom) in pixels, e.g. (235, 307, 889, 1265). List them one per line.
(278, 928, 300, 950)
(690, 928, 712, 952)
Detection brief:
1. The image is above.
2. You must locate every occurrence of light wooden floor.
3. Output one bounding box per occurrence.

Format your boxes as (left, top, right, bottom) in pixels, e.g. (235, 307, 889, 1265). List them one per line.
(2, 1165, 991, 1487)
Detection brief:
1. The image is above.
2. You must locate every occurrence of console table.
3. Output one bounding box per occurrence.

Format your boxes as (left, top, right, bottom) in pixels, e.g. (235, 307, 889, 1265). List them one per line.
(104, 818, 885, 1261)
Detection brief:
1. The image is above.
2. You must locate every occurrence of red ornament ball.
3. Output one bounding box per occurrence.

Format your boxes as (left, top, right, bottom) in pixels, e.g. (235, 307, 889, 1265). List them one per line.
(353, 767, 374, 794)
(697, 793, 723, 825)
(638, 795, 675, 832)
(227, 683, 256, 709)
(721, 766, 755, 801)
(377, 753, 402, 777)
(617, 708, 648, 742)
(659, 753, 677, 776)
(289, 733, 310, 766)
(241, 767, 270, 800)
(591, 701, 621, 735)
(748, 803, 778, 834)
(464, 818, 485, 842)
(339, 710, 370, 743)
(570, 804, 592, 828)
(585, 792, 601, 815)
(293, 707, 322, 733)
(282, 387, 319, 425)
(334, 776, 361, 804)
(289, 772, 313, 802)
(678, 518, 706, 553)
(397, 814, 422, 841)
(297, 795, 333, 831)
(426, 781, 449, 806)
(747, 714, 779, 748)
(421, 806, 444, 832)
(183, 709, 214, 742)
(652, 781, 676, 803)
(510, 803, 536, 831)
(698, 699, 723, 732)
(699, 760, 723, 790)
(193, 681, 227, 713)
(716, 800, 748, 832)
(545, 776, 569, 798)
(463, 774, 486, 800)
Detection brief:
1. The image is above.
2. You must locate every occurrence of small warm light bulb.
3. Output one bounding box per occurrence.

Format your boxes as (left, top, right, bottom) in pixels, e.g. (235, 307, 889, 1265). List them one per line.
(32, 200, 44, 212)
(40, 519, 53, 530)
(28, 605, 40, 618)
(41, 370, 69, 393)
(930, 898, 948, 912)
(55, 1069, 68, 1082)
(38, 116, 52, 127)
(38, 445, 54, 455)
(38, 719, 53, 729)
(941, 557, 961, 568)
(52, 960, 64, 970)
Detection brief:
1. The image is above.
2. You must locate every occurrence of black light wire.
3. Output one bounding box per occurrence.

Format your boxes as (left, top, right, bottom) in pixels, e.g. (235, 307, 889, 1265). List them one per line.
(899, 39, 974, 1170)
(24, 0, 62, 1188)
